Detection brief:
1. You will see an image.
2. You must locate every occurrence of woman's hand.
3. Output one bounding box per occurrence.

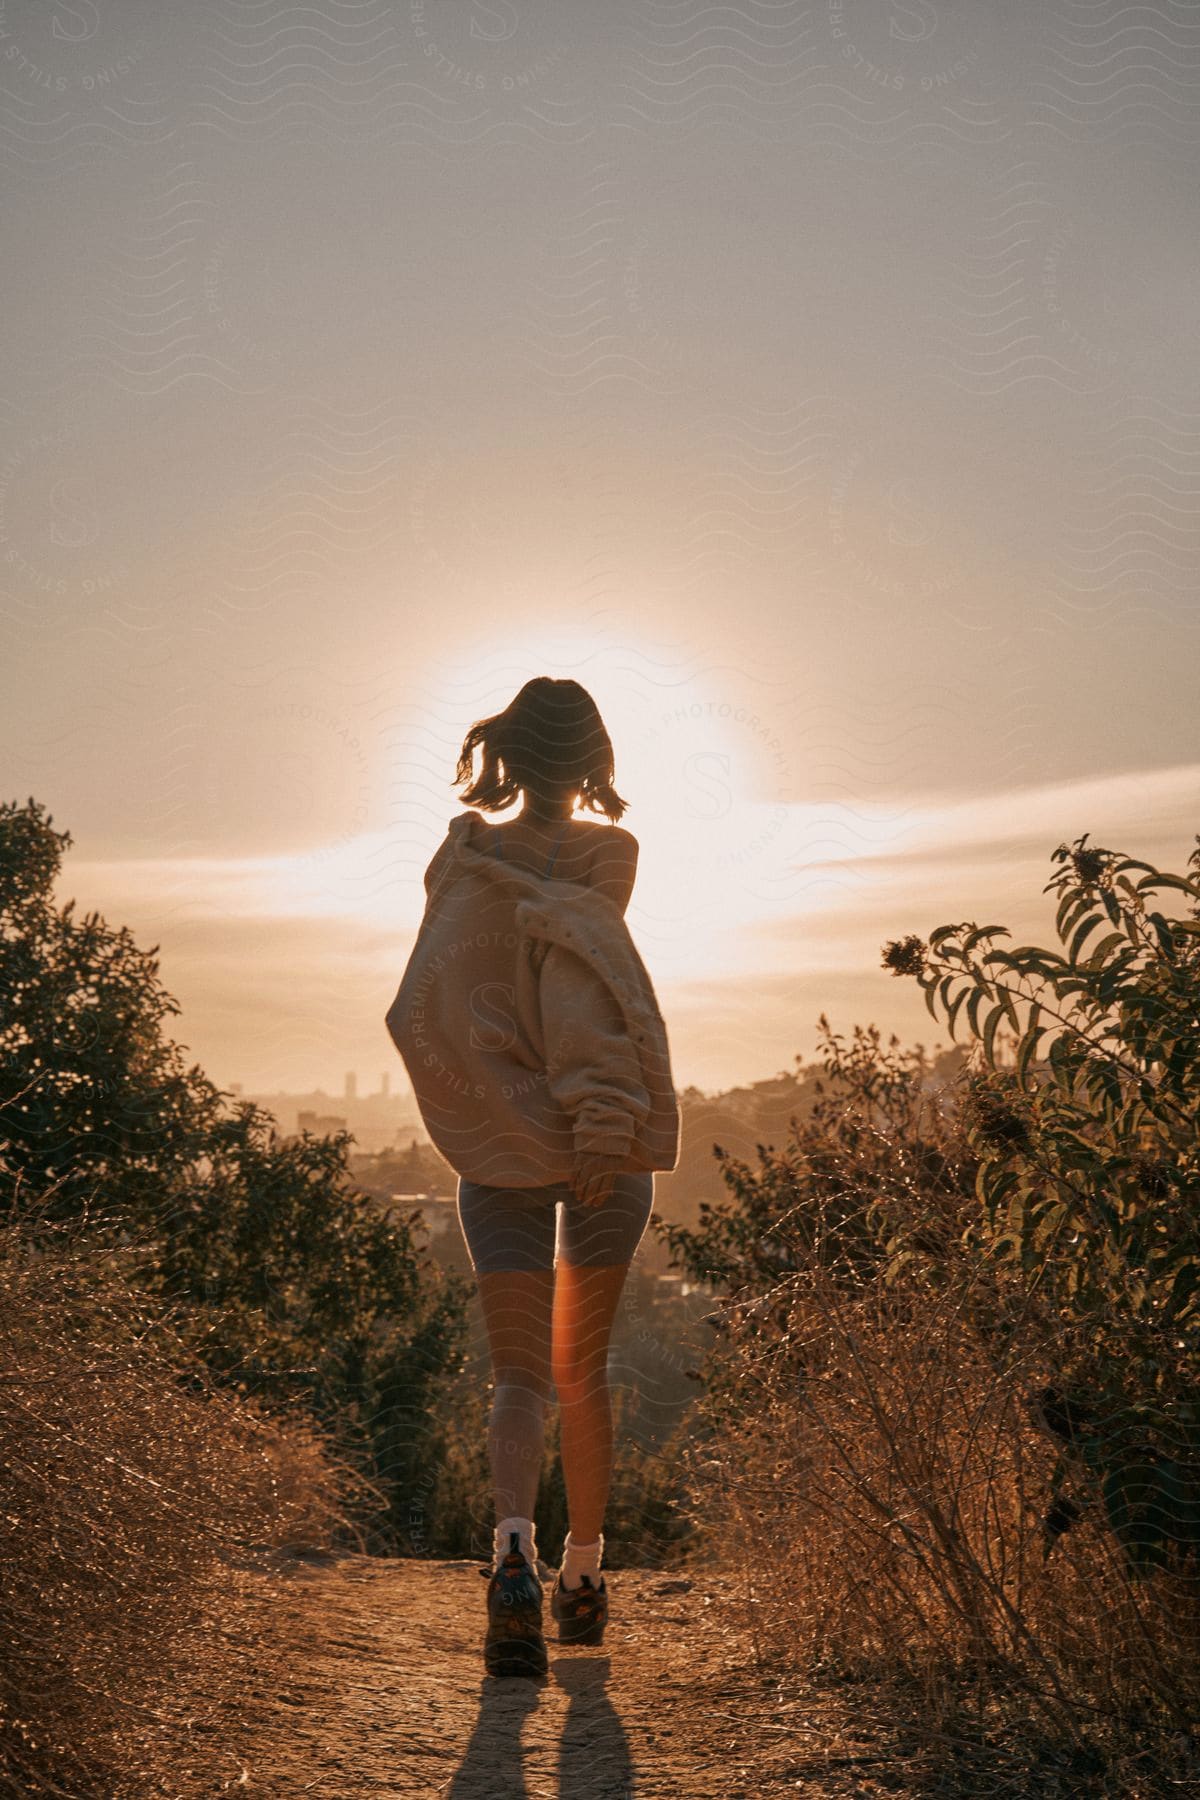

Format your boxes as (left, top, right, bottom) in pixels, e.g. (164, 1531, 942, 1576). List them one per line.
(570, 1150, 629, 1208)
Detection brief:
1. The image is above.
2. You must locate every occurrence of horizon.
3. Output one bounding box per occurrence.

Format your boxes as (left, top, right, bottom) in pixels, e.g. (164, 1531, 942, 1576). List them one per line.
(54, 760, 1200, 1098)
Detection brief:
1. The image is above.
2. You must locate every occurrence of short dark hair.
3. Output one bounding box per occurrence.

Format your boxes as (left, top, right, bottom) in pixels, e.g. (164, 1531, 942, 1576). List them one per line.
(453, 677, 628, 822)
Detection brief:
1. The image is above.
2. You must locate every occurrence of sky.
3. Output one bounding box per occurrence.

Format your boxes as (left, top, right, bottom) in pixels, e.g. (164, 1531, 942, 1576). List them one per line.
(2, 0, 1197, 1098)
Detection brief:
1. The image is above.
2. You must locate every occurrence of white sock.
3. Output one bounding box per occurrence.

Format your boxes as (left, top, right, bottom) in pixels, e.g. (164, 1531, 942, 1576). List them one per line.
(493, 1514, 538, 1569)
(560, 1529, 604, 1591)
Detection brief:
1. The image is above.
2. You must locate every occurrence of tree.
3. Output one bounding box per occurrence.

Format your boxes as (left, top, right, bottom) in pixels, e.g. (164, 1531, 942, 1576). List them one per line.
(0, 797, 471, 1548)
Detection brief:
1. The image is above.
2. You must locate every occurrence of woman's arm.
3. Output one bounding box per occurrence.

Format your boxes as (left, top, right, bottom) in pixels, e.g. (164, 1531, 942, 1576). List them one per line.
(540, 945, 651, 1167)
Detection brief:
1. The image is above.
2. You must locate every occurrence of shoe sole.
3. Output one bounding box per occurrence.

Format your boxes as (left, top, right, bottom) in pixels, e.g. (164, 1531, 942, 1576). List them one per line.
(556, 1616, 606, 1646)
(485, 1635, 548, 1677)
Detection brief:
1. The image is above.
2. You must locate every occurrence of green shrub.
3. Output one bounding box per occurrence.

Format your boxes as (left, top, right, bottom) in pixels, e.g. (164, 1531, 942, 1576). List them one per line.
(0, 796, 471, 1550)
(887, 831, 1200, 1577)
(655, 833, 1200, 1780)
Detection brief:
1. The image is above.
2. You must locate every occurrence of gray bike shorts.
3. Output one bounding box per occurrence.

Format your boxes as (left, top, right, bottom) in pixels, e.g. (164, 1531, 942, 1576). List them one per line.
(455, 1171, 655, 1274)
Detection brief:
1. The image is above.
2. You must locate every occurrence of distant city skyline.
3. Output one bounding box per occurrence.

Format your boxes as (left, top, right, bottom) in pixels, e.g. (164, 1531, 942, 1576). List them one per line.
(227, 1071, 398, 1101)
(226, 1070, 420, 1155)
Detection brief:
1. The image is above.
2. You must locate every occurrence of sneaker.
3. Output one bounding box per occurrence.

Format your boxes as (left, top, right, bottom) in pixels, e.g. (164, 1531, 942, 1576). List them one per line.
(549, 1568, 608, 1646)
(484, 1531, 548, 1678)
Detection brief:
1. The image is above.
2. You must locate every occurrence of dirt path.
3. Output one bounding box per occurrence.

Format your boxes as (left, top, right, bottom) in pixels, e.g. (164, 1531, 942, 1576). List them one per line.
(220, 1552, 908, 1798)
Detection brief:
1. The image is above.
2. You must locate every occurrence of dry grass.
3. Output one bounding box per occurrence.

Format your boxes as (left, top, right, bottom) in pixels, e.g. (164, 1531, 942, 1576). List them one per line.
(0, 1201, 381, 1799)
(684, 1256, 1200, 1794)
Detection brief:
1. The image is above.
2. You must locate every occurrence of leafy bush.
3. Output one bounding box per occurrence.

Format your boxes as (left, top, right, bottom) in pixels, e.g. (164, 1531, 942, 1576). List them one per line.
(886, 831, 1200, 1578)
(656, 834, 1200, 1783)
(0, 796, 471, 1550)
(657, 1020, 973, 1294)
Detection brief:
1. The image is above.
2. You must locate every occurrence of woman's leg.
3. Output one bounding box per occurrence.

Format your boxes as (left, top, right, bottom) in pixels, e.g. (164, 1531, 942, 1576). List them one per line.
(550, 1261, 633, 1545)
(476, 1268, 555, 1524)
(550, 1171, 655, 1544)
(458, 1177, 559, 1531)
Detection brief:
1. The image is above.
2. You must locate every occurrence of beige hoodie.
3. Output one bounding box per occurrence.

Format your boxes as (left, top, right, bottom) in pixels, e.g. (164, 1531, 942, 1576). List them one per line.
(384, 811, 680, 1188)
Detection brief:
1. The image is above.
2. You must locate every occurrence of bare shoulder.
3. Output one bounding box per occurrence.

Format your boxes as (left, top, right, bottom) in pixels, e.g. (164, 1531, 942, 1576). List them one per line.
(585, 821, 637, 858)
(585, 824, 638, 912)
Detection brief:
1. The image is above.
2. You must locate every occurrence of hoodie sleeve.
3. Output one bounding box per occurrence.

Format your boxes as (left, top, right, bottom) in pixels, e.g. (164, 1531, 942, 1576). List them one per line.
(538, 940, 651, 1160)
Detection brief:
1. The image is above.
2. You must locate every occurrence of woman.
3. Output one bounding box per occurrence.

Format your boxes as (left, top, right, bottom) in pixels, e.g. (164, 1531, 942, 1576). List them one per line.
(385, 676, 679, 1678)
